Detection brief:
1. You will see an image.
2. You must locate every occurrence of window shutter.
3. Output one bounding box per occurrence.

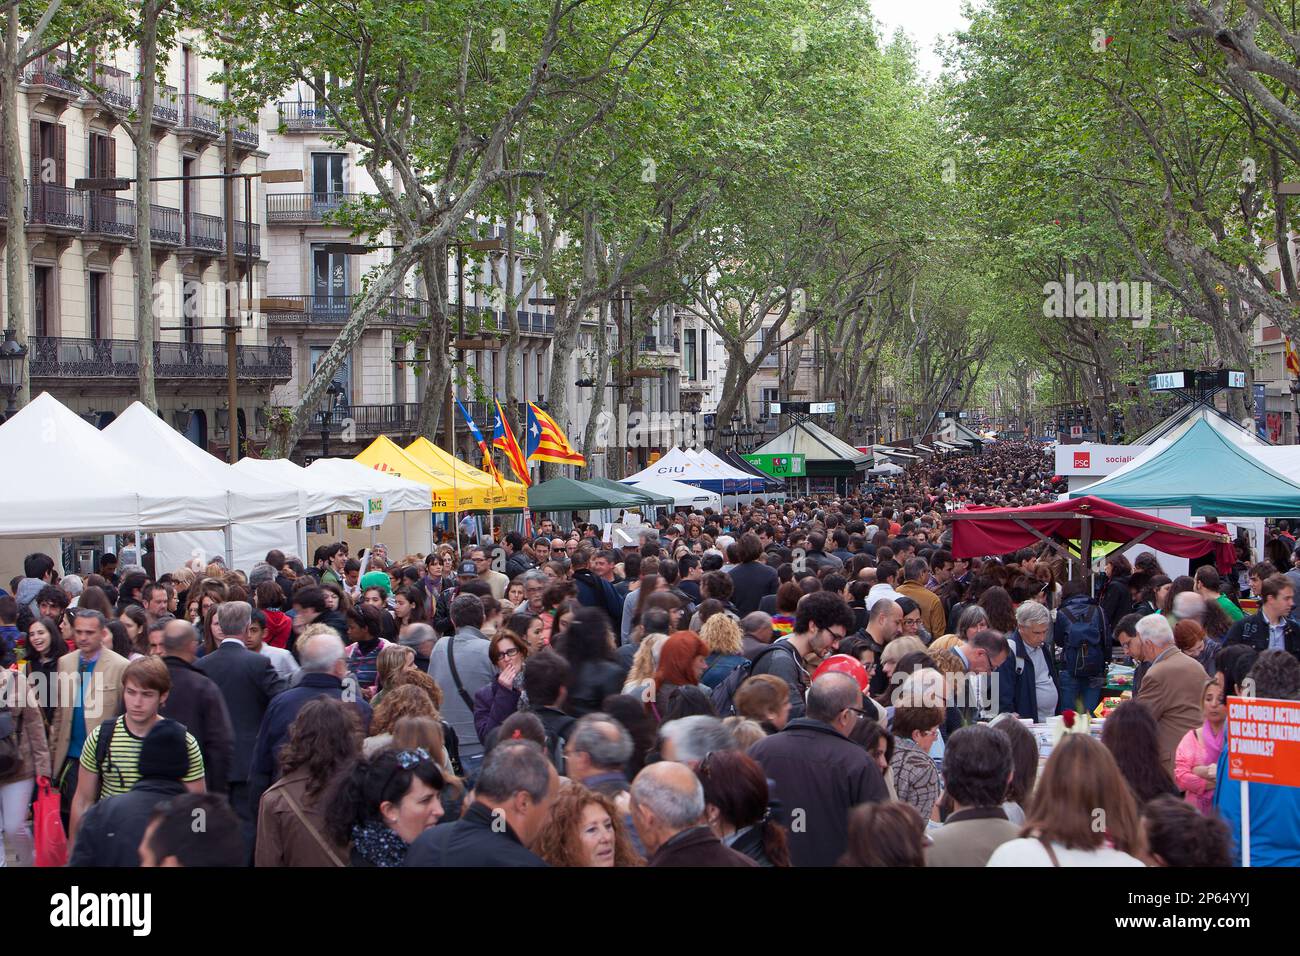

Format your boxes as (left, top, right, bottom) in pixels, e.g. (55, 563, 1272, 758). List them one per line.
(30, 121, 40, 182)
(106, 135, 116, 179)
(54, 124, 66, 185)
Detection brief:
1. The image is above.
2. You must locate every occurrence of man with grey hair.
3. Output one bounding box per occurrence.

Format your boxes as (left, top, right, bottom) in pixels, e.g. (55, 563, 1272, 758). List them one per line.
(740, 611, 775, 660)
(429, 592, 495, 777)
(248, 631, 372, 824)
(565, 713, 634, 798)
(406, 740, 557, 867)
(399, 621, 437, 672)
(60, 574, 84, 606)
(196, 601, 285, 830)
(1134, 612, 1208, 775)
(1171, 590, 1206, 625)
(658, 715, 737, 768)
(247, 561, 276, 589)
(749, 671, 888, 867)
(159, 619, 234, 794)
(997, 600, 1059, 722)
(630, 762, 755, 867)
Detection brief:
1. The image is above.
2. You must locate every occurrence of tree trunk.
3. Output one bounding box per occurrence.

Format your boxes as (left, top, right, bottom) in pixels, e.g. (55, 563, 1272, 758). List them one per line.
(134, 1, 159, 411)
(415, 245, 450, 442)
(581, 299, 610, 476)
(3, 11, 29, 406)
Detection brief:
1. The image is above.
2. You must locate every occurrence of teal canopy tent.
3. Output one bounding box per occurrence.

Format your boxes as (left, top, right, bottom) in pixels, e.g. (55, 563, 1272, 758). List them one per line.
(526, 476, 649, 512)
(1069, 418, 1300, 517)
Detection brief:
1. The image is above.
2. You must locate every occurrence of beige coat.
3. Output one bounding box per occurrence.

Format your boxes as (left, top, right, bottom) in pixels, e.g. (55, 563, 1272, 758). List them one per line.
(255, 768, 349, 867)
(1136, 647, 1208, 776)
(925, 808, 1021, 867)
(0, 670, 51, 782)
(50, 647, 130, 769)
(897, 581, 948, 640)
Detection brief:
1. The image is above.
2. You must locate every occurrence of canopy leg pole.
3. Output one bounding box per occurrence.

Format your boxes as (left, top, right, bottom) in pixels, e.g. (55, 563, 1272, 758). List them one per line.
(134, 527, 142, 569)
(400, 516, 407, 558)
(223, 524, 234, 571)
(1080, 516, 1093, 592)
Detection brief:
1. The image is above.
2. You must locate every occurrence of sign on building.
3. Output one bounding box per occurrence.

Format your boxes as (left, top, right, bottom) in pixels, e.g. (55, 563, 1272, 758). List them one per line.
(743, 453, 807, 477)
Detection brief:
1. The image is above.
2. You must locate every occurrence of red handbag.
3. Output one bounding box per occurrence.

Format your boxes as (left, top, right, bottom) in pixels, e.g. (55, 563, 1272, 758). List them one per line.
(32, 776, 67, 867)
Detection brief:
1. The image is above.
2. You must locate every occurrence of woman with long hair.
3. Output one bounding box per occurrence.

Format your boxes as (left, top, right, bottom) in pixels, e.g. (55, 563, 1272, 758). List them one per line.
(991, 714, 1039, 825)
(118, 605, 149, 657)
(326, 748, 447, 866)
(1133, 574, 1171, 618)
(555, 607, 627, 717)
(977, 586, 1017, 634)
(839, 802, 926, 867)
(698, 612, 746, 688)
(697, 750, 790, 866)
(371, 644, 416, 708)
(988, 734, 1146, 866)
(647, 631, 709, 722)
(535, 783, 642, 867)
(622, 633, 669, 698)
(393, 585, 428, 633)
(22, 616, 67, 726)
(1161, 575, 1195, 616)
(473, 631, 528, 744)
(255, 698, 361, 867)
(1174, 679, 1227, 816)
(507, 611, 547, 653)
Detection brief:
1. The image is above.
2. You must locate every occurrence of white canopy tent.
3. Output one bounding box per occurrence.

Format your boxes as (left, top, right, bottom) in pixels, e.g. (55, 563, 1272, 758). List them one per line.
(620, 475, 723, 511)
(0, 392, 229, 539)
(307, 458, 434, 559)
(625, 447, 740, 494)
(683, 447, 759, 503)
(104, 403, 302, 573)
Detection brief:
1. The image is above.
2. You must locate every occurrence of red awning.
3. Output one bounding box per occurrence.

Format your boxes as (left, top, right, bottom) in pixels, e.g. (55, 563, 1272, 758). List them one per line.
(949, 495, 1235, 572)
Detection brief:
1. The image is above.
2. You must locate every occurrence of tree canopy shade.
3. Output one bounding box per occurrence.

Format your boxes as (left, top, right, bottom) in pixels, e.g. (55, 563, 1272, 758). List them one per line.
(526, 476, 649, 512)
(949, 496, 1234, 572)
(1070, 419, 1300, 518)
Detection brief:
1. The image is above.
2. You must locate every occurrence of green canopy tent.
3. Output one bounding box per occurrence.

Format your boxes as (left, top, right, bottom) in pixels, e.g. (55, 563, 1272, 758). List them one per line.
(526, 476, 650, 512)
(1068, 417, 1300, 517)
(587, 476, 674, 507)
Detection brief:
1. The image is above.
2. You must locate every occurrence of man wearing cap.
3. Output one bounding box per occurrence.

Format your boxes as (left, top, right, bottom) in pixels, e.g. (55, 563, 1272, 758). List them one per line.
(69, 719, 196, 867)
(432, 560, 482, 637)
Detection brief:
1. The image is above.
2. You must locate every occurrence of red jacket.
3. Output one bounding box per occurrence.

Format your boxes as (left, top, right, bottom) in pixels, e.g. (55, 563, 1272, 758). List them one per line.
(263, 610, 294, 650)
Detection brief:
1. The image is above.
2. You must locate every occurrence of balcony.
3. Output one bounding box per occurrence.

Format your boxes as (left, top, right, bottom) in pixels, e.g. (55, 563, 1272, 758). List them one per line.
(28, 184, 86, 231)
(150, 204, 182, 245)
(182, 211, 224, 254)
(277, 100, 338, 132)
(30, 337, 291, 383)
(231, 117, 259, 150)
(232, 220, 261, 258)
(87, 62, 134, 114)
(450, 308, 554, 339)
(149, 84, 180, 126)
(265, 191, 360, 224)
(178, 93, 222, 139)
(23, 52, 80, 104)
(85, 193, 136, 240)
(315, 402, 422, 439)
(638, 334, 681, 353)
(263, 294, 429, 327)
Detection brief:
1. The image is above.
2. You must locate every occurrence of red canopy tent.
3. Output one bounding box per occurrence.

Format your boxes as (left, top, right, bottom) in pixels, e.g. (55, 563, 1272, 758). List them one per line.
(948, 496, 1234, 573)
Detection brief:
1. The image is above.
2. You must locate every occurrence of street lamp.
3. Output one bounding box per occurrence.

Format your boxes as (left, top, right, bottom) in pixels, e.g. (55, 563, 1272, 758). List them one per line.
(319, 380, 343, 458)
(0, 328, 28, 420)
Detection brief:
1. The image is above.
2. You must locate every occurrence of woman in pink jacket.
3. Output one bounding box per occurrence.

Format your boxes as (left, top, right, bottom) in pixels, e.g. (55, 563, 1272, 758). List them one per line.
(1174, 679, 1226, 814)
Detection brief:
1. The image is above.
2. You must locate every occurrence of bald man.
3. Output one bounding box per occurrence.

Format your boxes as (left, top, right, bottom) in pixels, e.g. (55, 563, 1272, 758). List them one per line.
(630, 762, 756, 867)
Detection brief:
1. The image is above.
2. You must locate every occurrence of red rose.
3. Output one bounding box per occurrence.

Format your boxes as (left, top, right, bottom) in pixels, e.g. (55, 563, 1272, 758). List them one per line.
(1061, 709, 1076, 729)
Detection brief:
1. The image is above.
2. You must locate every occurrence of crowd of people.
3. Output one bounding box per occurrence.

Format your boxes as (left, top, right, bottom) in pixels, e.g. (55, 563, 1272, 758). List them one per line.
(0, 439, 1296, 868)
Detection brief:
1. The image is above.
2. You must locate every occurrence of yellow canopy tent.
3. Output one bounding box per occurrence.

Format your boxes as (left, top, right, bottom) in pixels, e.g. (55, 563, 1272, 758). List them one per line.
(354, 436, 491, 512)
(405, 437, 527, 509)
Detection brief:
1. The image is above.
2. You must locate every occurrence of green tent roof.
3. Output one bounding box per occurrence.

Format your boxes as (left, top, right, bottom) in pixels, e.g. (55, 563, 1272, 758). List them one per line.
(526, 476, 649, 512)
(587, 476, 673, 507)
(1069, 418, 1300, 516)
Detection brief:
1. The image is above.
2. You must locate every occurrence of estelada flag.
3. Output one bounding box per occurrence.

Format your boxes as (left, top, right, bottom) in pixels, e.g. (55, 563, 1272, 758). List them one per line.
(1286, 338, 1300, 379)
(526, 402, 586, 466)
(492, 399, 531, 487)
(457, 399, 505, 488)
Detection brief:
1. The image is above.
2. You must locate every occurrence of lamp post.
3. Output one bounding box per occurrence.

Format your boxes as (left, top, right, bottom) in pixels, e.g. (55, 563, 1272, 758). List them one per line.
(77, 166, 303, 463)
(319, 380, 343, 458)
(0, 328, 28, 421)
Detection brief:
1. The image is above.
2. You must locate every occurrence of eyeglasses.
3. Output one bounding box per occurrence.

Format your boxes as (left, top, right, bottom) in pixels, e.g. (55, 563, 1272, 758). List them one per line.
(499, 646, 521, 659)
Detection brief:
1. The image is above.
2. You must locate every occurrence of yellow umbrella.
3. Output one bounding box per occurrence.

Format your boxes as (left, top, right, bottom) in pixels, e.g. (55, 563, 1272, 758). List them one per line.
(405, 437, 527, 509)
(354, 436, 488, 512)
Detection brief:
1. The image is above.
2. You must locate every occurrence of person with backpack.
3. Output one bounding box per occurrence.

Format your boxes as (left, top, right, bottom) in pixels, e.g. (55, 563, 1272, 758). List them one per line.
(67, 657, 205, 846)
(996, 600, 1060, 722)
(521, 650, 576, 774)
(717, 591, 855, 720)
(1054, 577, 1108, 715)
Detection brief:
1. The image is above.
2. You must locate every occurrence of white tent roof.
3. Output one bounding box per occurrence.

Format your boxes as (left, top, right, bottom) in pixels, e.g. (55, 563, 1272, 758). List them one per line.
(869, 462, 905, 475)
(750, 419, 870, 465)
(0, 392, 229, 537)
(874, 445, 919, 461)
(685, 447, 762, 484)
(625, 446, 739, 488)
(233, 458, 353, 516)
(104, 403, 299, 524)
(307, 458, 433, 513)
(620, 475, 723, 510)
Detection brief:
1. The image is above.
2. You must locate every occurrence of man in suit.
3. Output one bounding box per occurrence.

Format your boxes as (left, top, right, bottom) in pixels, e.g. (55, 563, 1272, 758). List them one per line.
(159, 619, 235, 794)
(1134, 612, 1207, 776)
(51, 609, 130, 829)
(195, 601, 284, 828)
(925, 725, 1019, 866)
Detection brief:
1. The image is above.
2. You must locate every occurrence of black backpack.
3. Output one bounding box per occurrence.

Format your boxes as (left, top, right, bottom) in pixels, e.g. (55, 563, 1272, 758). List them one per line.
(1058, 603, 1105, 679)
(710, 642, 797, 716)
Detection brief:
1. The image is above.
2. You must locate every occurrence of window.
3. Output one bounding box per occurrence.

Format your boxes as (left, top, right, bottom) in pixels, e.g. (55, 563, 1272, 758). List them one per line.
(31, 120, 66, 186)
(33, 267, 52, 337)
(88, 131, 115, 179)
(700, 329, 708, 379)
(182, 278, 200, 344)
(312, 245, 348, 312)
(311, 153, 345, 198)
(310, 345, 351, 406)
(684, 328, 697, 380)
(88, 272, 109, 339)
(761, 387, 779, 417)
(393, 343, 406, 404)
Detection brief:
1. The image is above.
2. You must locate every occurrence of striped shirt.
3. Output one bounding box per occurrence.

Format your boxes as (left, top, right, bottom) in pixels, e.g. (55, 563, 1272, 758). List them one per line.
(79, 716, 205, 798)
